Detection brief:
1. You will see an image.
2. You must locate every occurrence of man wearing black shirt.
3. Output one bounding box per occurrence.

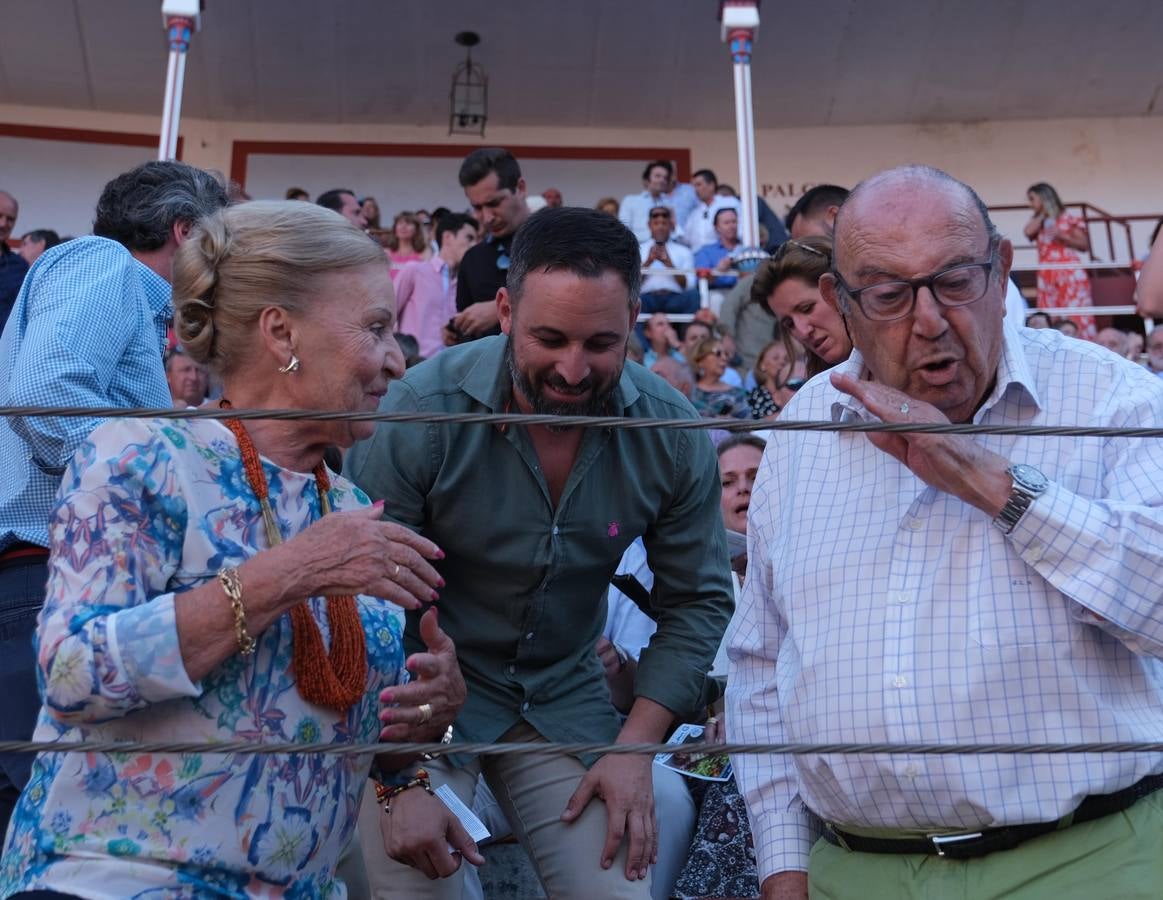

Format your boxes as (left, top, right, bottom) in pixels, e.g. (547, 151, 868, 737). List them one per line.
(443, 148, 531, 345)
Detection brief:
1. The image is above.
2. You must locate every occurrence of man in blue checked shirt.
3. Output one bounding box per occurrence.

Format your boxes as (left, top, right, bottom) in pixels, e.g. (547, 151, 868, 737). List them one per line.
(729, 165, 1163, 900)
(0, 161, 228, 835)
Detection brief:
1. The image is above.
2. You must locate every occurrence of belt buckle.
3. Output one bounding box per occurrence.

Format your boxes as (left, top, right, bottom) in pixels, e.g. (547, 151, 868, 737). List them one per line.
(928, 831, 984, 858)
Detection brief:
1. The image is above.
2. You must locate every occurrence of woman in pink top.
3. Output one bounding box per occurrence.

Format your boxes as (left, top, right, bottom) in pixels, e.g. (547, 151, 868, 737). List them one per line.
(386, 211, 431, 279)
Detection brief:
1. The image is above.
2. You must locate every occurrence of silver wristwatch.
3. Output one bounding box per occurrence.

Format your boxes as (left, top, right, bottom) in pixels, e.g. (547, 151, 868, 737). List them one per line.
(992, 464, 1049, 534)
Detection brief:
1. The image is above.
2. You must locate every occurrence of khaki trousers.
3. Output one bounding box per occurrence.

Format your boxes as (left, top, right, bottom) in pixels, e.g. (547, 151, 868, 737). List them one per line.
(359, 721, 671, 899)
(808, 789, 1163, 900)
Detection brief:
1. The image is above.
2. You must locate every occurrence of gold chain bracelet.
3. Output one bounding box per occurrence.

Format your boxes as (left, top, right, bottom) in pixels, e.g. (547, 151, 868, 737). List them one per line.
(218, 567, 256, 656)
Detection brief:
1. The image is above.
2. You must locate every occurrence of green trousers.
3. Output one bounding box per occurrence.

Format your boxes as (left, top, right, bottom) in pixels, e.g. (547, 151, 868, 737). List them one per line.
(808, 790, 1163, 900)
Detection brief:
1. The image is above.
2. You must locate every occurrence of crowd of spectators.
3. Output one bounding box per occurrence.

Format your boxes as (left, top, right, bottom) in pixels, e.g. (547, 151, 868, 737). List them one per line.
(0, 147, 1161, 900)
(247, 169, 1163, 434)
(9, 161, 1154, 415)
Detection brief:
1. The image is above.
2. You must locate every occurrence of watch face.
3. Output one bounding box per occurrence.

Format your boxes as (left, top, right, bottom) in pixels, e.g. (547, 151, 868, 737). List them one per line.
(1010, 464, 1048, 492)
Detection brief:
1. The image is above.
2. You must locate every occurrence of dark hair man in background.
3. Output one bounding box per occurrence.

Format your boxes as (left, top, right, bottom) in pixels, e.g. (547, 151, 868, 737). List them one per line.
(316, 188, 368, 229)
(18, 229, 62, 267)
(443, 147, 531, 345)
(784, 183, 850, 240)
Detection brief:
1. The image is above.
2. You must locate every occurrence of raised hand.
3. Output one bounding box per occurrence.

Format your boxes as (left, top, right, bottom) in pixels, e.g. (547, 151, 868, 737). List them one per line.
(830, 372, 1012, 516)
(379, 607, 466, 742)
(287, 502, 444, 610)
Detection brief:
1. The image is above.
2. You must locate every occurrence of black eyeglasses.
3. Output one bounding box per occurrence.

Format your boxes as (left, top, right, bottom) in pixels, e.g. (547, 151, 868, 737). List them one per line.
(831, 245, 998, 322)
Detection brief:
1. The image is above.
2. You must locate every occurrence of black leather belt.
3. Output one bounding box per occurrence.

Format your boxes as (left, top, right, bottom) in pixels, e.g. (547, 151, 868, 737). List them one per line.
(822, 773, 1163, 860)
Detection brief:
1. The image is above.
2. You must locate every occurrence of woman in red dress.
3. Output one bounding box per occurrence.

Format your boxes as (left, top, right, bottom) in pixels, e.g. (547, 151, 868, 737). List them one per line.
(1024, 182, 1095, 339)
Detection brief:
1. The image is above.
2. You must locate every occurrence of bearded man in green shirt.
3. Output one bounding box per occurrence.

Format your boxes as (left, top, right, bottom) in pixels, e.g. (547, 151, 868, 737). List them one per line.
(346, 206, 733, 899)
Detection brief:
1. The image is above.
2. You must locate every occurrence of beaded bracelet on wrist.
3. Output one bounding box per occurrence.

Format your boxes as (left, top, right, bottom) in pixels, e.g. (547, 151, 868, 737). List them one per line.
(373, 768, 434, 814)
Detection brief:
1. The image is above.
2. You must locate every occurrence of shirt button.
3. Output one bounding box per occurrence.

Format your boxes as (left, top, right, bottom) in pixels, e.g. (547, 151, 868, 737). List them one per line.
(521, 702, 530, 712)
(904, 518, 923, 531)
(904, 764, 920, 778)
(892, 675, 908, 688)
(552, 526, 559, 536)
(889, 591, 910, 605)
(526, 632, 534, 640)
(1027, 542, 1043, 562)
(508, 664, 516, 675)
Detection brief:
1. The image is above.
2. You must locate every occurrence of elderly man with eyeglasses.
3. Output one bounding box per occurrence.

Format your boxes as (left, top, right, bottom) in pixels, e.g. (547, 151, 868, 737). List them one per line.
(728, 165, 1163, 900)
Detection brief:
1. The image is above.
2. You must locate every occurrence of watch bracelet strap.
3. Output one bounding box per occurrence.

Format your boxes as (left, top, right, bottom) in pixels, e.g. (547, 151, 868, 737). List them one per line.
(993, 467, 1044, 534)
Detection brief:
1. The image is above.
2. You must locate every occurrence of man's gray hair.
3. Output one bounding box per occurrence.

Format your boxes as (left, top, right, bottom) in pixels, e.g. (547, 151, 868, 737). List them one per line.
(93, 161, 230, 252)
(836, 165, 1001, 246)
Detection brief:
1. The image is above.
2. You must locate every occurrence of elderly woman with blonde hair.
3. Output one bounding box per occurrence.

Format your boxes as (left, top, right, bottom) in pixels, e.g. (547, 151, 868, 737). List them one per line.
(1, 201, 475, 899)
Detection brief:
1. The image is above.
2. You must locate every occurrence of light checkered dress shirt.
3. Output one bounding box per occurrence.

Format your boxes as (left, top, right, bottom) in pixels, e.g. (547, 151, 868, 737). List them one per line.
(0, 236, 172, 554)
(727, 321, 1163, 879)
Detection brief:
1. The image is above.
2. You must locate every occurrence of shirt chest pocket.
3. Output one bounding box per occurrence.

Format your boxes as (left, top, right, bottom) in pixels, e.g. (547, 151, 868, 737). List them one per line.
(966, 542, 1077, 650)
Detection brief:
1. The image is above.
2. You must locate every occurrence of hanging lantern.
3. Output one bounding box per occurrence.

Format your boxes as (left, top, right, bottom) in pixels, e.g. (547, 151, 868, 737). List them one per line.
(449, 31, 488, 137)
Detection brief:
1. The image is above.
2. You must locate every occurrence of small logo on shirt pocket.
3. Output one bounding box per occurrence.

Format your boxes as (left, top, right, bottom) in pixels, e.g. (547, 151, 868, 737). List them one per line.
(607, 521, 620, 538)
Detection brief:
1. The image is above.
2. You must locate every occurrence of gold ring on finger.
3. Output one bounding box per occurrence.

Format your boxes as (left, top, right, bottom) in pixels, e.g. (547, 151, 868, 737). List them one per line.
(418, 703, 433, 724)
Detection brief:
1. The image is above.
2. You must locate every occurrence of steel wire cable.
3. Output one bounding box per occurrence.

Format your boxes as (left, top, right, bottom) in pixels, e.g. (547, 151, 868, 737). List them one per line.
(3, 401, 1160, 762)
(2, 404, 1163, 439)
(1, 739, 1163, 758)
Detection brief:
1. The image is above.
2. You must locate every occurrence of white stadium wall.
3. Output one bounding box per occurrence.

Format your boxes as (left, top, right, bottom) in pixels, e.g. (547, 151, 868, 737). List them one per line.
(2, 103, 1161, 258)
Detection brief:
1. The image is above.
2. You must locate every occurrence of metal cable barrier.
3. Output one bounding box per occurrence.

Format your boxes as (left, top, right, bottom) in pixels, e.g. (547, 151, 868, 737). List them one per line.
(3, 739, 1163, 758)
(6, 404, 1163, 439)
(4, 400, 1163, 762)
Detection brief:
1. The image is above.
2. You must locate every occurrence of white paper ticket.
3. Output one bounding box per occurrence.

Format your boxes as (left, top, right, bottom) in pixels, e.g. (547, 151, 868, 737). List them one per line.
(435, 783, 492, 847)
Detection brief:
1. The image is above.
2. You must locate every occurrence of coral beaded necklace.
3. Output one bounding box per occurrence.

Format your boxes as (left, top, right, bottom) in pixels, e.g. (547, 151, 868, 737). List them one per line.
(220, 402, 367, 712)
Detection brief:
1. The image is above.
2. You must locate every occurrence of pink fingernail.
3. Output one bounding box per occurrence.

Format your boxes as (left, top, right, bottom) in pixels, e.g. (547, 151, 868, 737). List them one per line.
(436, 577, 446, 588)
(435, 548, 446, 559)
(373, 499, 384, 509)
(381, 693, 393, 704)
(430, 590, 440, 602)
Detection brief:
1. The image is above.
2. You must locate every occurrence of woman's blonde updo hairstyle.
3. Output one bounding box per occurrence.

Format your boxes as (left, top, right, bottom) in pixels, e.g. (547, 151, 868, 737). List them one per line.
(173, 200, 385, 375)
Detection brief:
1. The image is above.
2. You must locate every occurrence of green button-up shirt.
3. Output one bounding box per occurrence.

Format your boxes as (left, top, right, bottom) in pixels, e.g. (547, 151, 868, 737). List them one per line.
(344, 335, 733, 762)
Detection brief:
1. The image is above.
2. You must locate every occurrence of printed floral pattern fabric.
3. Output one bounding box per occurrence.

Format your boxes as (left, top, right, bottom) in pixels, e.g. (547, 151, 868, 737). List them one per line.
(672, 777, 759, 900)
(0, 417, 405, 900)
(691, 386, 753, 420)
(1036, 212, 1095, 339)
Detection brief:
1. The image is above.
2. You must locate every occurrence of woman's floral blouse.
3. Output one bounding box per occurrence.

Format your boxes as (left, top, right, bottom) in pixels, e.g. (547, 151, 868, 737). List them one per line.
(1, 417, 405, 899)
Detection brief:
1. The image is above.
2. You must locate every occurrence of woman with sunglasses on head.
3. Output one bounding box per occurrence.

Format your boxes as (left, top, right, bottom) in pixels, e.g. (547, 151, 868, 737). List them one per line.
(754, 236, 852, 379)
(686, 335, 752, 419)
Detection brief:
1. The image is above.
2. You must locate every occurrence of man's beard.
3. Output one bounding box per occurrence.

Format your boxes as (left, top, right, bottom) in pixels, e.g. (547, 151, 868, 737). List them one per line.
(505, 339, 622, 431)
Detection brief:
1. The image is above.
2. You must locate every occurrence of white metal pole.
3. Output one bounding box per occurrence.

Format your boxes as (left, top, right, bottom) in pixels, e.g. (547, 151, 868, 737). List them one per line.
(728, 28, 759, 247)
(158, 16, 194, 160)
